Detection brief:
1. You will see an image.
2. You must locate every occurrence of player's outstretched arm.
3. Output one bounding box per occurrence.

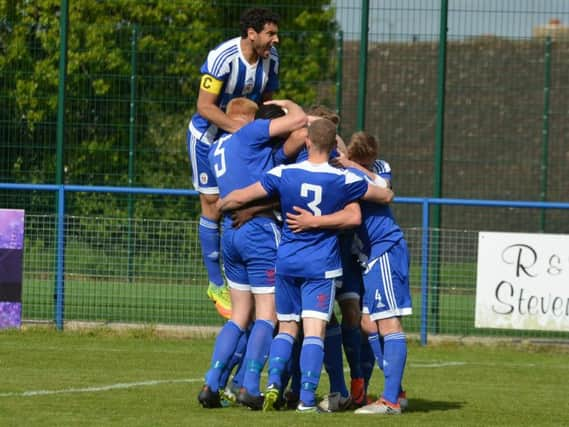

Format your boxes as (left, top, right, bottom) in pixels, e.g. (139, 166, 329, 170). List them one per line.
(231, 197, 280, 228)
(362, 182, 394, 205)
(217, 182, 269, 211)
(264, 99, 308, 136)
(330, 152, 380, 182)
(286, 202, 361, 233)
(281, 127, 308, 159)
(197, 78, 241, 133)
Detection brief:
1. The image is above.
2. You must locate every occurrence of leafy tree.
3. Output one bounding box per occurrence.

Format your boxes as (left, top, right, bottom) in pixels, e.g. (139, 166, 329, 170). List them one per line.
(0, 0, 338, 219)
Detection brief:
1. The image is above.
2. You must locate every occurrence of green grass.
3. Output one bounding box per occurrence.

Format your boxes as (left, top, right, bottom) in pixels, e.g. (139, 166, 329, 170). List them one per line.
(1, 327, 568, 426)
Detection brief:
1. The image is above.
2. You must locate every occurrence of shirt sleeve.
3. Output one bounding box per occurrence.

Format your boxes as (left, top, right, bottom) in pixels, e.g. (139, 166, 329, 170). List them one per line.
(343, 170, 369, 203)
(373, 159, 392, 182)
(201, 48, 231, 81)
(272, 146, 289, 165)
(237, 120, 271, 149)
(260, 165, 283, 197)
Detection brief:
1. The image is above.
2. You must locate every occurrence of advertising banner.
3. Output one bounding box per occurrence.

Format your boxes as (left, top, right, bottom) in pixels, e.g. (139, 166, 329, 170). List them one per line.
(475, 231, 569, 332)
(0, 209, 25, 329)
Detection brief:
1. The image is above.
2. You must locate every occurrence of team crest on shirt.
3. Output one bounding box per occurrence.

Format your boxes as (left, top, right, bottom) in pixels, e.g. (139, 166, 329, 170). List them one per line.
(199, 172, 208, 185)
(243, 77, 254, 94)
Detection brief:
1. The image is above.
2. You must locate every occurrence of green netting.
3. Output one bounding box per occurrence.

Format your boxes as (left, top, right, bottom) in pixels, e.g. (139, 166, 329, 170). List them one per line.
(1, 1, 568, 338)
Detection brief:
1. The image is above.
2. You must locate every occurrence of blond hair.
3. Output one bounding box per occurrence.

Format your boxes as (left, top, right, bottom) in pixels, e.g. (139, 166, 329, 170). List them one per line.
(226, 97, 259, 118)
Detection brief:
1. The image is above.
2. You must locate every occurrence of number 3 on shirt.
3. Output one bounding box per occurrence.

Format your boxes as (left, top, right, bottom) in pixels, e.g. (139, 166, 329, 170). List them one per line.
(300, 183, 322, 216)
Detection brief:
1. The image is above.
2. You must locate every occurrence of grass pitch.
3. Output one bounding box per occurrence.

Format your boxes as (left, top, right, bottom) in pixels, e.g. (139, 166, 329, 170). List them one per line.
(1, 327, 568, 426)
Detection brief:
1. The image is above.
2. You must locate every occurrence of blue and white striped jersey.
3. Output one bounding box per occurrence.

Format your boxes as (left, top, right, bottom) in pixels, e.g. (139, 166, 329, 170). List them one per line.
(372, 159, 392, 182)
(260, 161, 368, 279)
(189, 37, 279, 144)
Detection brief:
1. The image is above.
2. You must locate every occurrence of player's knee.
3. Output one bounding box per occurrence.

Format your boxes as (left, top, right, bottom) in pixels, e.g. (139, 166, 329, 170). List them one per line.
(360, 315, 377, 335)
(378, 317, 403, 336)
(200, 194, 221, 220)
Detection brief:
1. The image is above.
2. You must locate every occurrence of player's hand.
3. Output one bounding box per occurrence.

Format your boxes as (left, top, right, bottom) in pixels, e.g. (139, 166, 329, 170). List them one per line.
(286, 206, 315, 232)
(263, 99, 296, 112)
(231, 207, 256, 229)
(330, 151, 351, 169)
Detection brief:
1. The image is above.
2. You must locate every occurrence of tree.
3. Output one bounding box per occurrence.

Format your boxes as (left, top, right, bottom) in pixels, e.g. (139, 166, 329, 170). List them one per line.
(0, 0, 338, 219)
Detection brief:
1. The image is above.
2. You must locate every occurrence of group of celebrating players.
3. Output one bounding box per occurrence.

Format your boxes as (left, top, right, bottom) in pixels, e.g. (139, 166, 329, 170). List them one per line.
(187, 8, 412, 415)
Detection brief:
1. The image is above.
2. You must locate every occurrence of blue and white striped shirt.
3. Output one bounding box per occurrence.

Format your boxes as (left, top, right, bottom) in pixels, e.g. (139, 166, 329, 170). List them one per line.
(189, 37, 279, 144)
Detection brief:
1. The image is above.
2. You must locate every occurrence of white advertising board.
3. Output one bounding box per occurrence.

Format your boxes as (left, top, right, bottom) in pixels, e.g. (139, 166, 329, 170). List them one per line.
(475, 232, 569, 331)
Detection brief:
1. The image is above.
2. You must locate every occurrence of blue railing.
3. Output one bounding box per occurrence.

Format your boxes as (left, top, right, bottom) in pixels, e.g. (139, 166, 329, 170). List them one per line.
(2, 183, 569, 344)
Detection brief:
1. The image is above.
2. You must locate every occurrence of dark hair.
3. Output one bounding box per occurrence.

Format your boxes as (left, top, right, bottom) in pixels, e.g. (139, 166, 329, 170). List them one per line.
(255, 104, 286, 147)
(240, 8, 280, 37)
(255, 104, 285, 120)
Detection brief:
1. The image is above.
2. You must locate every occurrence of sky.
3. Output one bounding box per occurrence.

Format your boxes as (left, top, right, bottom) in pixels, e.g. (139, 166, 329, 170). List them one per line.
(333, 0, 569, 41)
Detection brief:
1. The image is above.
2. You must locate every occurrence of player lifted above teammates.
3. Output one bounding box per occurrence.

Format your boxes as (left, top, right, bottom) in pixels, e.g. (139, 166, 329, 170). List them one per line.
(186, 8, 280, 319)
(197, 98, 307, 410)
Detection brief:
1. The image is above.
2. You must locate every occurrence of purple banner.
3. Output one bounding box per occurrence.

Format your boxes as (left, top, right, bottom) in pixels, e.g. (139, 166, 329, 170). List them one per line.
(0, 302, 22, 328)
(0, 209, 24, 249)
(0, 209, 24, 329)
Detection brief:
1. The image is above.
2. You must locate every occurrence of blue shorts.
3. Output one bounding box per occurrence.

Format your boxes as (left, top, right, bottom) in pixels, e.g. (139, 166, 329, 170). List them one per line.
(222, 217, 280, 294)
(187, 129, 219, 195)
(275, 275, 336, 322)
(336, 231, 363, 303)
(361, 239, 412, 321)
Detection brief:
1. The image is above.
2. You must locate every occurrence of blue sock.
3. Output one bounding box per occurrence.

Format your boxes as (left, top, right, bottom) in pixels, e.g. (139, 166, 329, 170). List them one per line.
(324, 325, 349, 396)
(382, 332, 407, 404)
(231, 356, 246, 390)
(367, 332, 384, 370)
(242, 319, 275, 396)
(267, 333, 295, 388)
(300, 336, 324, 407)
(219, 329, 248, 390)
(231, 326, 251, 389)
(341, 324, 362, 380)
(199, 216, 223, 286)
(283, 335, 301, 395)
(205, 321, 244, 392)
(360, 334, 376, 390)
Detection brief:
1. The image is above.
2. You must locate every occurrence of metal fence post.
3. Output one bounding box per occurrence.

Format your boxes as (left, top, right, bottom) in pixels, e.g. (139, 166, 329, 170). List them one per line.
(54, 0, 69, 330)
(336, 30, 343, 132)
(420, 198, 431, 345)
(540, 36, 552, 232)
(128, 24, 139, 283)
(431, 0, 449, 334)
(357, 0, 369, 130)
(55, 185, 66, 330)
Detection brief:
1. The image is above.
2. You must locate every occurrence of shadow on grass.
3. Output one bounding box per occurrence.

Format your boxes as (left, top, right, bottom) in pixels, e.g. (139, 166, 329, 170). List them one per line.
(406, 398, 465, 413)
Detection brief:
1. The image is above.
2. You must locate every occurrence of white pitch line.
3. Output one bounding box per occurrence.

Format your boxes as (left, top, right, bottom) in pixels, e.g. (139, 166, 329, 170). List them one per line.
(410, 361, 466, 368)
(0, 378, 202, 398)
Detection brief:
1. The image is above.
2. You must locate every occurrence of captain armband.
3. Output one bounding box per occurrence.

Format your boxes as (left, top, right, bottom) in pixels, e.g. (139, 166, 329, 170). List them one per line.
(200, 74, 223, 95)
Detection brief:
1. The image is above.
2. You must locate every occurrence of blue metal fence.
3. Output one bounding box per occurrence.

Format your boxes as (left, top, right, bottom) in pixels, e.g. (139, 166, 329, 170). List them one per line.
(2, 183, 569, 344)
